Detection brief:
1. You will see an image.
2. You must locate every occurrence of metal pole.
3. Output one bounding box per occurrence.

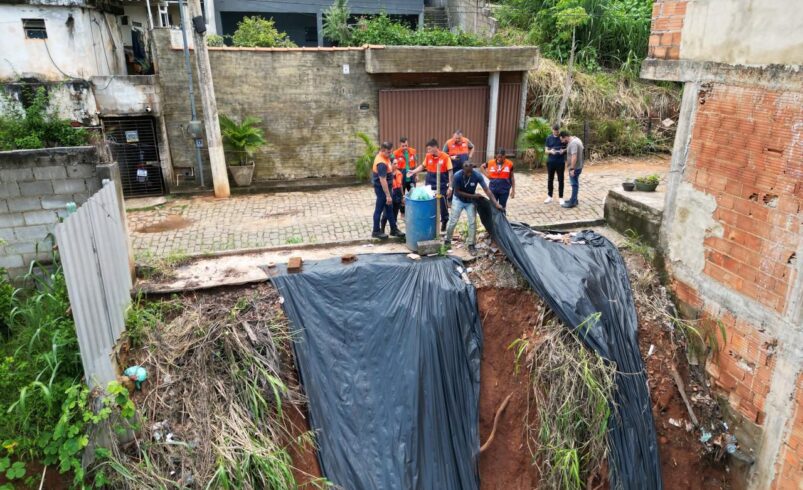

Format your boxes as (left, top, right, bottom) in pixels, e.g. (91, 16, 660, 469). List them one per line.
(436, 167, 441, 234)
(178, 0, 205, 187)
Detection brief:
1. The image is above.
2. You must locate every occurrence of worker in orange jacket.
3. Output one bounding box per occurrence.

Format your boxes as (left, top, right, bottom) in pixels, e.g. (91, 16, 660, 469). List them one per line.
(381, 160, 405, 234)
(409, 138, 453, 232)
(444, 129, 475, 169)
(371, 142, 405, 239)
(392, 136, 417, 193)
(481, 148, 515, 209)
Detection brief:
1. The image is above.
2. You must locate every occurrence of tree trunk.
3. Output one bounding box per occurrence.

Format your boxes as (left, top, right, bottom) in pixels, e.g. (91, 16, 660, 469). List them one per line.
(556, 27, 576, 125)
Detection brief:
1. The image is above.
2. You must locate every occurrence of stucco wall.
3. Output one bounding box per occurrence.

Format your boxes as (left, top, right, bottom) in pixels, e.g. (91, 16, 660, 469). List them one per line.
(0, 4, 126, 81)
(680, 0, 803, 66)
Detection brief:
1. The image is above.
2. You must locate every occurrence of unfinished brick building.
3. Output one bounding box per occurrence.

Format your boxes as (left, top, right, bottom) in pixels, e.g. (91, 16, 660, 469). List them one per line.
(641, 1, 802, 488)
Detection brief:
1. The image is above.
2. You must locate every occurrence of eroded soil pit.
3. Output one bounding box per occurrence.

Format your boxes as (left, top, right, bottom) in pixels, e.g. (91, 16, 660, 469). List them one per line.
(125, 245, 739, 489)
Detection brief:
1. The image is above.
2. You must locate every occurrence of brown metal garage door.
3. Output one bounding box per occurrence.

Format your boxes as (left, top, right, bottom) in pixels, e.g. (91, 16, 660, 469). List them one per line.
(496, 83, 522, 153)
(379, 86, 489, 164)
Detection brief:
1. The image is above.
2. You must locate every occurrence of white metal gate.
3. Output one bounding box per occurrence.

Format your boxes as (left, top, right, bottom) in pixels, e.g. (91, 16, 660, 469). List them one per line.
(55, 182, 132, 387)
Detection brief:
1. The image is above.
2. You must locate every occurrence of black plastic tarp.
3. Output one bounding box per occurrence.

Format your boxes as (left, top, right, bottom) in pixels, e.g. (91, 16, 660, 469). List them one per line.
(271, 255, 483, 490)
(477, 200, 663, 490)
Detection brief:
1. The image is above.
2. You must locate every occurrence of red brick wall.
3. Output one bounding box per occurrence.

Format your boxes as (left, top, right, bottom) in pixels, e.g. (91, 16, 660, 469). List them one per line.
(687, 84, 802, 313)
(772, 373, 803, 490)
(648, 0, 687, 60)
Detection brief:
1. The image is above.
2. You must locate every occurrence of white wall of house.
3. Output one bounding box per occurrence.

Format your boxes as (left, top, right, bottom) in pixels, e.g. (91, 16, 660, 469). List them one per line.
(681, 0, 803, 66)
(0, 3, 127, 81)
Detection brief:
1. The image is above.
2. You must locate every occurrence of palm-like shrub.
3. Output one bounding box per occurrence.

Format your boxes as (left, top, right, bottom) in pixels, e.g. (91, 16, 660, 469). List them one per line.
(219, 115, 267, 165)
(517, 117, 552, 168)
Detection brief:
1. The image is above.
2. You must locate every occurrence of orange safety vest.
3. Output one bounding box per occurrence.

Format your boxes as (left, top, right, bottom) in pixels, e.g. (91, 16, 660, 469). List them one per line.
(486, 158, 514, 180)
(372, 152, 393, 183)
(445, 137, 471, 156)
(392, 147, 417, 170)
(392, 170, 403, 190)
(424, 151, 452, 173)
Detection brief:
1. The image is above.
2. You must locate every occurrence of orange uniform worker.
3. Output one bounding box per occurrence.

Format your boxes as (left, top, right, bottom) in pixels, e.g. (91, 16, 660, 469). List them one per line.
(409, 138, 453, 231)
(380, 162, 405, 234)
(444, 130, 475, 168)
(371, 142, 405, 239)
(481, 148, 515, 209)
(391, 137, 417, 194)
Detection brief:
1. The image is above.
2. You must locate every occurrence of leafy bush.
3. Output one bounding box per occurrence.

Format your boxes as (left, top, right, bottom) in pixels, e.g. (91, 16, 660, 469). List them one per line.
(219, 114, 267, 165)
(230, 16, 297, 48)
(354, 132, 378, 182)
(206, 34, 226, 46)
(517, 117, 552, 168)
(495, 0, 652, 74)
(0, 86, 88, 150)
(327, 12, 488, 47)
(322, 0, 351, 46)
(635, 173, 660, 185)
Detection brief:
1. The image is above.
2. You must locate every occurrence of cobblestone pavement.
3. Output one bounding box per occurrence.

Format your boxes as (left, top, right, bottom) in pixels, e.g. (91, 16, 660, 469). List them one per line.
(127, 155, 670, 258)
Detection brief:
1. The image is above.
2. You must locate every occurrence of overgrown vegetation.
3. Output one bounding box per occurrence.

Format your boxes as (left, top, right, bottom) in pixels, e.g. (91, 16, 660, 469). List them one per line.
(0, 86, 89, 150)
(495, 0, 652, 74)
(98, 287, 325, 488)
(230, 16, 297, 48)
(516, 117, 552, 167)
(135, 249, 191, 280)
(510, 309, 616, 489)
(323, 2, 485, 47)
(0, 262, 138, 489)
(206, 34, 226, 47)
(354, 131, 378, 182)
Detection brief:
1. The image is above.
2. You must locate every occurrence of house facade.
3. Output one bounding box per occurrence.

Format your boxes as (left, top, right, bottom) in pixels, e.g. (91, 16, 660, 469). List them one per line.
(640, 1, 803, 488)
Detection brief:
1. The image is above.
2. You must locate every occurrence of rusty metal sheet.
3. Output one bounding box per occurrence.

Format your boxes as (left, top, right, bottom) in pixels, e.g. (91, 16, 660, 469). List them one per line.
(495, 83, 522, 154)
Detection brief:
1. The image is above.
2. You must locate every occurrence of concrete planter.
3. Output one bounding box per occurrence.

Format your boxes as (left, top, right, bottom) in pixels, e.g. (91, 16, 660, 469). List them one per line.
(635, 181, 659, 192)
(228, 163, 255, 187)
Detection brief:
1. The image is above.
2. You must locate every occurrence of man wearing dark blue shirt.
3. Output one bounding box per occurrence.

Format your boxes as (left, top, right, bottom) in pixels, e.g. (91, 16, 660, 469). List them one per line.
(444, 160, 503, 256)
(544, 124, 566, 205)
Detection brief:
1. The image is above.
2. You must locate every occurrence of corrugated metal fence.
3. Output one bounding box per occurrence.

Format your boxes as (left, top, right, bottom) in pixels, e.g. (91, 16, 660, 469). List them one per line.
(55, 182, 132, 387)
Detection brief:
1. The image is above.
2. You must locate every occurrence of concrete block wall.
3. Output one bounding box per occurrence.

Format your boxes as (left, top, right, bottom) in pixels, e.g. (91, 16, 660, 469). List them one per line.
(0, 147, 101, 278)
(152, 29, 380, 185)
(648, 0, 686, 60)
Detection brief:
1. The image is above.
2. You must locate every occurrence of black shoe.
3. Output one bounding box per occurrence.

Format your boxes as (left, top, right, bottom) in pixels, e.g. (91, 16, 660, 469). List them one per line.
(468, 245, 477, 256)
(372, 231, 388, 239)
(441, 222, 447, 232)
(561, 202, 577, 208)
(390, 229, 406, 238)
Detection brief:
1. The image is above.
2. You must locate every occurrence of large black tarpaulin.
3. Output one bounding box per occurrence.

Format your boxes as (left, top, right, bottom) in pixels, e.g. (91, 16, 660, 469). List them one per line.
(272, 255, 483, 490)
(477, 200, 663, 490)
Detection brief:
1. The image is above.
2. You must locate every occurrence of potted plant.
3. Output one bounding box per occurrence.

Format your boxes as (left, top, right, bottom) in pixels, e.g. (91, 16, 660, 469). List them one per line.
(622, 179, 635, 192)
(219, 114, 266, 187)
(634, 174, 660, 192)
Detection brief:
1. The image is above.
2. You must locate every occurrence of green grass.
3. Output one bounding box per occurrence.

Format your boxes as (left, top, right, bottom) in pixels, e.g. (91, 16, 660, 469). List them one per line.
(622, 229, 655, 262)
(512, 312, 616, 489)
(135, 249, 191, 280)
(285, 236, 303, 245)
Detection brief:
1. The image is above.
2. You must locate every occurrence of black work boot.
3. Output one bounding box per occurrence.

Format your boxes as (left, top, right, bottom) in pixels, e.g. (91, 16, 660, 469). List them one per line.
(390, 228, 406, 238)
(372, 231, 388, 239)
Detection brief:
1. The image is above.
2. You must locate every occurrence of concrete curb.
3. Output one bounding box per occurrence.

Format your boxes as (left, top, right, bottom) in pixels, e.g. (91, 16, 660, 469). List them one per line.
(134, 218, 608, 266)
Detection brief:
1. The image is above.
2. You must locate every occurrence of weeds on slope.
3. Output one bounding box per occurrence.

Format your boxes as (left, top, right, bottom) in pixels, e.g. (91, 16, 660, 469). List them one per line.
(99, 287, 325, 489)
(511, 309, 616, 490)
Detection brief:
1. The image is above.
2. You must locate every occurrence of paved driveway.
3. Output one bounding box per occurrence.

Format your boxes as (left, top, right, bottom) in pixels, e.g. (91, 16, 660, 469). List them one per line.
(127, 155, 670, 258)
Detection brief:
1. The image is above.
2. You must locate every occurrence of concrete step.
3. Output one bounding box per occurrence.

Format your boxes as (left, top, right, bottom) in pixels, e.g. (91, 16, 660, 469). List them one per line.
(424, 7, 449, 28)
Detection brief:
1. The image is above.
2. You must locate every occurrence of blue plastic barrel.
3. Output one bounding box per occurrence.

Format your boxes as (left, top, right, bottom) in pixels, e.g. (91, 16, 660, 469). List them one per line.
(404, 195, 437, 251)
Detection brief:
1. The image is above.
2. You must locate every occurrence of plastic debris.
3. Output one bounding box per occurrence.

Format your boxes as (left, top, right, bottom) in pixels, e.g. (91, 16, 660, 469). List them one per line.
(408, 187, 435, 201)
(406, 253, 421, 260)
(699, 431, 712, 443)
(647, 344, 656, 357)
(668, 418, 682, 428)
(124, 365, 148, 390)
